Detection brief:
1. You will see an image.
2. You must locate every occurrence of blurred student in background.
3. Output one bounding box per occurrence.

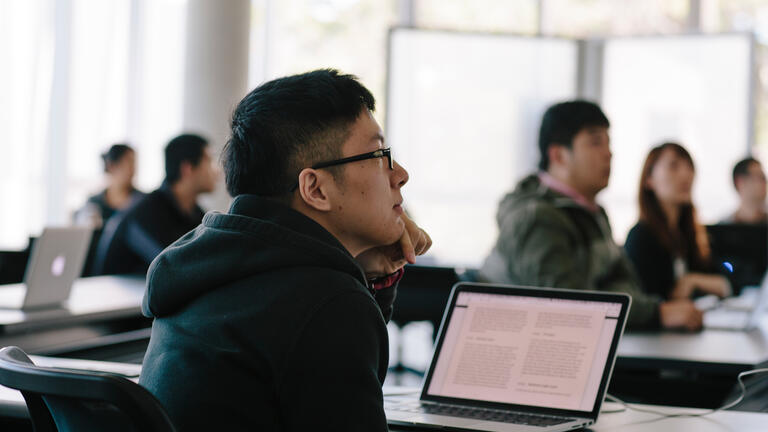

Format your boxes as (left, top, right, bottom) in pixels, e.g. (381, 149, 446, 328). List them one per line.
(75, 144, 145, 228)
(480, 101, 702, 331)
(92, 134, 219, 275)
(624, 142, 731, 301)
(724, 157, 767, 224)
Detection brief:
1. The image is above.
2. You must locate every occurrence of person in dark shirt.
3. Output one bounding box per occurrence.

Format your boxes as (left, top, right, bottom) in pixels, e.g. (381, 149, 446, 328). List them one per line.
(625, 142, 730, 300)
(724, 157, 768, 224)
(75, 143, 145, 228)
(93, 134, 218, 275)
(75, 144, 146, 276)
(139, 69, 431, 431)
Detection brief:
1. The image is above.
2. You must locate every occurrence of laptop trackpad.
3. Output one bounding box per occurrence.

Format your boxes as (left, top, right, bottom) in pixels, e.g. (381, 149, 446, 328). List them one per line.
(402, 415, 553, 431)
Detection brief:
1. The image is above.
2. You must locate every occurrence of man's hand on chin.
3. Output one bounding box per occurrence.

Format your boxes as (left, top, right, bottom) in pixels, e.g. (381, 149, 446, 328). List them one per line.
(355, 213, 432, 279)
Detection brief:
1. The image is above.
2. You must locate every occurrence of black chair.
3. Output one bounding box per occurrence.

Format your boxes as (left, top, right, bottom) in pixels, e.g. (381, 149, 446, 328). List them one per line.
(0, 346, 175, 431)
(79, 227, 103, 277)
(90, 211, 127, 276)
(389, 265, 460, 377)
(391, 265, 461, 335)
(0, 238, 35, 285)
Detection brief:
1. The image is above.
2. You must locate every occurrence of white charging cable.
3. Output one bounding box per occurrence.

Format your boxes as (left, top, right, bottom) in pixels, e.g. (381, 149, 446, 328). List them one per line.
(602, 367, 768, 417)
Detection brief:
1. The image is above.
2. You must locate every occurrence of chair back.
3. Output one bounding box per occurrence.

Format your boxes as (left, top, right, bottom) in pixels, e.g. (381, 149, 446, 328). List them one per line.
(0, 346, 175, 432)
(391, 265, 459, 336)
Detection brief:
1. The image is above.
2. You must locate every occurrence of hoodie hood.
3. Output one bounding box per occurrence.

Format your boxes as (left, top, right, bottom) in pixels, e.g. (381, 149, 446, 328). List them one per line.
(142, 194, 366, 318)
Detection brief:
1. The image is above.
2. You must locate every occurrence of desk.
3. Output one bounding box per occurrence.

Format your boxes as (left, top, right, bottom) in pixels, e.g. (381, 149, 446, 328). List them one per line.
(0, 275, 146, 333)
(4, 379, 766, 431)
(584, 403, 768, 432)
(384, 388, 768, 432)
(618, 317, 768, 374)
(387, 404, 768, 432)
(611, 317, 768, 409)
(0, 276, 150, 358)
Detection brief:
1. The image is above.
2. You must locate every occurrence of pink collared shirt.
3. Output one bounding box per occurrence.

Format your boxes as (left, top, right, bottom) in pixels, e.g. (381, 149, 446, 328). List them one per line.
(538, 172, 600, 213)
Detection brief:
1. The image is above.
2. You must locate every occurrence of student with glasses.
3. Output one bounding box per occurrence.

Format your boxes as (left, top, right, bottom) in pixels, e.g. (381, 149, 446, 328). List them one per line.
(139, 69, 431, 431)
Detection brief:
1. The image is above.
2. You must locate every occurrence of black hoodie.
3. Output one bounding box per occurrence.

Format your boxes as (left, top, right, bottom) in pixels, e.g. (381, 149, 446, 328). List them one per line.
(138, 194, 395, 431)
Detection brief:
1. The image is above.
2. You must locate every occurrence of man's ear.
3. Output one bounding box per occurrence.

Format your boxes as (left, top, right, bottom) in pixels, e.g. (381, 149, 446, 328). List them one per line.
(547, 144, 568, 168)
(297, 168, 333, 212)
(179, 160, 194, 181)
(734, 177, 744, 193)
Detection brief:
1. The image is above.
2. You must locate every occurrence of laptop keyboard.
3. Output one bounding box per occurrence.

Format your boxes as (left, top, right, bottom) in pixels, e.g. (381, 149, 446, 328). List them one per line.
(389, 401, 574, 426)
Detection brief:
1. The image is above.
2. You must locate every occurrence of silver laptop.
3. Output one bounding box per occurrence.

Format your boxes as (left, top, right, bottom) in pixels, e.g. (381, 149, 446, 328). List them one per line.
(0, 227, 92, 310)
(386, 282, 631, 432)
(703, 272, 768, 331)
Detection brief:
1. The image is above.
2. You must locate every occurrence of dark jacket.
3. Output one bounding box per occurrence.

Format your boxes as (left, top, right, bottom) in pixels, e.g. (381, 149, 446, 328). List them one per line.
(94, 185, 204, 275)
(75, 188, 145, 276)
(480, 174, 660, 328)
(83, 188, 145, 225)
(624, 221, 717, 299)
(138, 195, 395, 431)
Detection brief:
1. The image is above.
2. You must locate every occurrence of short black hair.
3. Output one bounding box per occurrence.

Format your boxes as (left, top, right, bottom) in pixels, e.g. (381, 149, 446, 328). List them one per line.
(733, 157, 760, 189)
(101, 143, 134, 172)
(538, 100, 610, 171)
(222, 68, 376, 198)
(164, 134, 208, 185)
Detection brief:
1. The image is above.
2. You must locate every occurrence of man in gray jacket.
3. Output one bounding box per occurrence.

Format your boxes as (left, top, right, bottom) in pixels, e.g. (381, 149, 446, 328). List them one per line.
(480, 100, 702, 330)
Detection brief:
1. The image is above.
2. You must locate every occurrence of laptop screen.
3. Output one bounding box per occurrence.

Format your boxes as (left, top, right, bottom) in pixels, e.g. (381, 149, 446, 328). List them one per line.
(424, 289, 624, 413)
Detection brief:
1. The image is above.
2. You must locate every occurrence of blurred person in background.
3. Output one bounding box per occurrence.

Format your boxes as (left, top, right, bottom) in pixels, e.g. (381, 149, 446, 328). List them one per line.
(92, 134, 219, 275)
(74, 143, 145, 228)
(480, 101, 702, 331)
(624, 142, 731, 301)
(724, 157, 768, 224)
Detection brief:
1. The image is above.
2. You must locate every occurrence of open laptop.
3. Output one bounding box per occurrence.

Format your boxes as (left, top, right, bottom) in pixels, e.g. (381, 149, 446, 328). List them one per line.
(386, 282, 631, 432)
(703, 271, 768, 331)
(0, 227, 92, 310)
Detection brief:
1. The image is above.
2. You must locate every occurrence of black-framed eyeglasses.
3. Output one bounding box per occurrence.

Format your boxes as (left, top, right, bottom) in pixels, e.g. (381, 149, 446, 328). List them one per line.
(290, 148, 393, 192)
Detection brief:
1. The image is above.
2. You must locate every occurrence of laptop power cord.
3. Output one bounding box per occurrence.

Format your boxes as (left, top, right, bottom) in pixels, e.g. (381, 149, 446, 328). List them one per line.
(602, 367, 768, 417)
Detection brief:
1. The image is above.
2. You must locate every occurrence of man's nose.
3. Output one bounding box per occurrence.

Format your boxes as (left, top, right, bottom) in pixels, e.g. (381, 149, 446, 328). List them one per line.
(392, 160, 409, 188)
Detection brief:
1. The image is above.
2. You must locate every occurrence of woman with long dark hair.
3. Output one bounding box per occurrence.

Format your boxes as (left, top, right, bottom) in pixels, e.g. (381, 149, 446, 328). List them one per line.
(624, 142, 730, 300)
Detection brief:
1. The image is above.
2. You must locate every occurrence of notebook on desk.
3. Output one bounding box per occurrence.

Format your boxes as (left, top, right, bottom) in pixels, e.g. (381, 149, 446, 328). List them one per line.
(385, 282, 631, 432)
(0, 227, 92, 310)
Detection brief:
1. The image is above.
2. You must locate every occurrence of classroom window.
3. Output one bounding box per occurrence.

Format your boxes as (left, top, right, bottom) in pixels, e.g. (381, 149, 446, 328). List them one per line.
(414, 0, 539, 35)
(250, 0, 398, 125)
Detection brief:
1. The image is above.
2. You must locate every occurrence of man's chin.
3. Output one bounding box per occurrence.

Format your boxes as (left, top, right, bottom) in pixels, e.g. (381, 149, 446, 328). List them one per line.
(381, 223, 406, 249)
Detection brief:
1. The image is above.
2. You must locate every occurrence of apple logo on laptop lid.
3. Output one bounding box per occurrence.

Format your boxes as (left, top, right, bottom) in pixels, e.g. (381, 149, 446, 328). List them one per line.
(51, 255, 66, 277)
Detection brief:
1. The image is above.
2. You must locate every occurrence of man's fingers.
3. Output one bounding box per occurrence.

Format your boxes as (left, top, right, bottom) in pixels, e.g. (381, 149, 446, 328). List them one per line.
(686, 308, 703, 331)
(399, 227, 416, 264)
(415, 229, 432, 255)
(399, 212, 431, 261)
